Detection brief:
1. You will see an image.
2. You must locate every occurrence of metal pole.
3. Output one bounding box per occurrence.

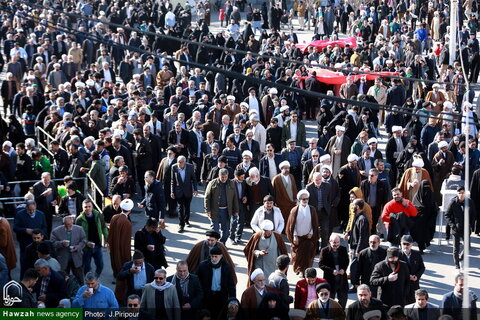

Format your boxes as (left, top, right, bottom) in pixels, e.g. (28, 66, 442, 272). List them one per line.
(449, 0, 458, 65)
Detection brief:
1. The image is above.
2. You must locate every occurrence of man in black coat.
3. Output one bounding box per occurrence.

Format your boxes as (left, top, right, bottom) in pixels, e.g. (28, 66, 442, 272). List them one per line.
(8, 268, 40, 308)
(319, 234, 349, 308)
(307, 170, 333, 249)
(133, 129, 153, 195)
(197, 246, 236, 320)
(352, 235, 387, 297)
(370, 247, 410, 307)
(239, 129, 261, 164)
(167, 261, 204, 319)
(168, 120, 190, 157)
(33, 258, 68, 308)
(23, 229, 55, 277)
(385, 126, 407, 185)
(445, 186, 476, 270)
(33, 172, 58, 238)
(50, 141, 69, 178)
(134, 218, 168, 270)
(346, 284, 388, 320)
(399, 235, 425, 305)
(117, 250, 155, 300)
(304, 70, 322, 119)
(139, 171, 166, 222)
(361, 169, 388, 234)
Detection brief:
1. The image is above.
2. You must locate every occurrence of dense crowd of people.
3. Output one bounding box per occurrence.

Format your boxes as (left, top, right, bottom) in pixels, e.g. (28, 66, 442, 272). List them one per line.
(0, 0, 479, 318)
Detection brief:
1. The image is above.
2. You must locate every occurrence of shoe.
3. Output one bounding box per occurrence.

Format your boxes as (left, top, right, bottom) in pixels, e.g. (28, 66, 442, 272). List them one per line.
(226, 238, 234, 246)
(178, 226, 184, 233)
(111, 281, 116, 284)
(186, 222, 192, 227)
(235, 239, 243, 245)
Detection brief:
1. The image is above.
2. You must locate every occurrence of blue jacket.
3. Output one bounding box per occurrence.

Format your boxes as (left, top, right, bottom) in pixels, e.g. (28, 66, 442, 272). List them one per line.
(13, 209, 47, 249)
(415, 28, 428, 42)
(441, 291, 478, 320)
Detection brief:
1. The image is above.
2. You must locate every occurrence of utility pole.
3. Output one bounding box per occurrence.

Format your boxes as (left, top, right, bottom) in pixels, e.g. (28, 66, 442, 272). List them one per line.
(449, 0, 458, 65)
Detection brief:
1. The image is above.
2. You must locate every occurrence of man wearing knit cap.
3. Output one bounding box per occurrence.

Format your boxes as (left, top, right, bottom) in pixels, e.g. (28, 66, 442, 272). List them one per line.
(286, 190, 319, 276)
(272, 161, 298, 229)
(185, 230, 237, 284)
(240, 268, 275, 318)
(107, 199, 133, 277)
(243, 219, 288, 286)
(325, 124, 352, 177)
(370, 247, 410, 307)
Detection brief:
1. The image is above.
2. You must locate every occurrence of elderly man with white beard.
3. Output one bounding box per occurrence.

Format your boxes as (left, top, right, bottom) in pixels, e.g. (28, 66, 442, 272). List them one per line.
(240, 268, 275, 319)
(286, 190, 319, 276)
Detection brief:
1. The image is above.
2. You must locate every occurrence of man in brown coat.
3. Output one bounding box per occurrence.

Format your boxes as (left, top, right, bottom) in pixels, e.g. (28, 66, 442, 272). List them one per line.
(286, 190, 319, 276)
(240, 268, 276, 319)
(107, 199, 133, 277)
(272, 161, 297, 231)
(0, 216, 17, 271)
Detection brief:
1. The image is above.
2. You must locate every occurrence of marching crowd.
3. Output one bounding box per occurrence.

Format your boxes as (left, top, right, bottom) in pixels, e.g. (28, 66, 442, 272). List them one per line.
(0, 0, 479, 319)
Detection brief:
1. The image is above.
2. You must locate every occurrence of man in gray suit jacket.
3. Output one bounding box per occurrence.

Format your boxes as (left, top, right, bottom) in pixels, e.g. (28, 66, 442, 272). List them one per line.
(404, 289, 440, 320)
(50, 215, 86, 283)
(171, 156, 198, 233)
(307, 170, 333, 249)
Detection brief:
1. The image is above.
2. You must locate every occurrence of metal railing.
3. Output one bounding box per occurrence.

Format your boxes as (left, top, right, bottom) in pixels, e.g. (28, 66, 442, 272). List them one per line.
(34, 127, 107, 212)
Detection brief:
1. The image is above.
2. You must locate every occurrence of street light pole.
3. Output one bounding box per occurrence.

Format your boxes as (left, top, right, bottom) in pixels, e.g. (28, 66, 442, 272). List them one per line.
(449, 0, 458, 65)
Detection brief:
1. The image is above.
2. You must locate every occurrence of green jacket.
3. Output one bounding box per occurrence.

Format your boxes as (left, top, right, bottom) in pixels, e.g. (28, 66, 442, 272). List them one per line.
(204, 178, 239, 222)
(281, 119, 307, 148)
(75, 210, 109, 246)
(88, 160, 106, 194)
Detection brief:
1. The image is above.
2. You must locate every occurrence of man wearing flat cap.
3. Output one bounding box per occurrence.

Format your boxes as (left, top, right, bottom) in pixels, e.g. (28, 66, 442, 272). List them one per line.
(306, 282, 345, 319)
(185, 230, 237, 284)
(107, 199, 133, 277)
(286, 190, 319, 276)
(281, 138, 303, 189)
(325, 124, 353, 177)
(370, 247, 410, 307)
(399, 235, 425, 304)
(272, 161, 298, 229)
(243, 220, 288, 286)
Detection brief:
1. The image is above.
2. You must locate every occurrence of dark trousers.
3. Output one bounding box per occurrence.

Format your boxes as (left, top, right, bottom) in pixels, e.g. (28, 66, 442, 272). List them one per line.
(291, 166, 302, 189)
(177, 196, 192, 227)
(331, 275, 348, 308)
(44, 209, 54, 239)
(83, 246, 104, 276)
(317, 209, 331, 249)
(453, 233, 465, 268)
(165, 189, 177, 217)
(371, 206, 381, 235)
(230, 203, 246, 241)
(66, 258, 84, 284)
(190, 156, 202, 182)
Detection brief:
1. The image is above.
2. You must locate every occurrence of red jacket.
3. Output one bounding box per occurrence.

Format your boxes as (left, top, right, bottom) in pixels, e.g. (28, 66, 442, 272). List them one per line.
(294, 277, 327, 309)
(381, 199, 418, 227)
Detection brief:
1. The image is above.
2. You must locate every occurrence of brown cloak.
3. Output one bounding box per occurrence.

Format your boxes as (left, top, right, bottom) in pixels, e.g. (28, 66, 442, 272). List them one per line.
(272, 174, 297, 230)
(185, 240, 237, 285)
(0, 218, 17, 270)
(398, 168, 433, 200)
(243, 231, 288, 287)
(107, 213, 132, 276)
(286, 205, 319, 274)
(240, 285, 276, 319)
